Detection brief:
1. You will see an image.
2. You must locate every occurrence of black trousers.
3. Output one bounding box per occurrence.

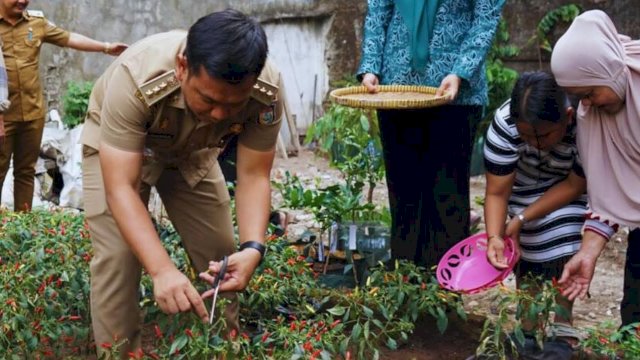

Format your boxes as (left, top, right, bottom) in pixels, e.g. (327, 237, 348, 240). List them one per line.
(622, 228, 640, 325)
(377, 105, 482, 270)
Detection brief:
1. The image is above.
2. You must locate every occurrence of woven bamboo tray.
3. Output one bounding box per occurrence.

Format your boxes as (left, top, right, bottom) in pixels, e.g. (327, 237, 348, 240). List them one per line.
(330, 85, 448, 109)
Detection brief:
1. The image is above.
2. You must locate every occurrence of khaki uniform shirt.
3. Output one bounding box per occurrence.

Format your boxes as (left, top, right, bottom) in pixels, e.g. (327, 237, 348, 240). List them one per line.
(0, 10, 70, 122)
(81, 30, 283, 188)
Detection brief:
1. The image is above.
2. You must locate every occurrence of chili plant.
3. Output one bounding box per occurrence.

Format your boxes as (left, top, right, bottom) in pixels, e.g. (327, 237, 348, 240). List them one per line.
(475, 278, 564, 359)
(581, 321, 640, 359)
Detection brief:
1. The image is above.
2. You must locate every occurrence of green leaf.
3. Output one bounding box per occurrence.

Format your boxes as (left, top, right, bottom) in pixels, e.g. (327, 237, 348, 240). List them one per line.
(169, 334, 189, 355)
(326, 306, 346, 316)
(359, 114, 370, 132)
(351, 322, 362, 340)
(436, 307, 448, 333)
(386, 337, 398, 350)
(364, 320, 370, 339)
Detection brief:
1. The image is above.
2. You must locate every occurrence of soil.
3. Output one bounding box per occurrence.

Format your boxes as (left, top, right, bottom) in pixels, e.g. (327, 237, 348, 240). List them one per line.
(271, 149, 629, 360)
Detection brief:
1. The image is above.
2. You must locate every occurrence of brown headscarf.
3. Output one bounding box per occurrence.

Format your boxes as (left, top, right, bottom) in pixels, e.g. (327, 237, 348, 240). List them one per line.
(551, 10, 640, 229)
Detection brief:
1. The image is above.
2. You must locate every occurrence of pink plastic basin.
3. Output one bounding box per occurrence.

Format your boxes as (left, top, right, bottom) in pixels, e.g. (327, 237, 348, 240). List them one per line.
(436, 232, 519, 294)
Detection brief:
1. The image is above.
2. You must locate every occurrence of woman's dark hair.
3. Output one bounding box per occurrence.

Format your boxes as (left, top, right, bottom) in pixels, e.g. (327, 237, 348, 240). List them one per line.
(510, 71, 569, 125)
(185, 9, 268, 83)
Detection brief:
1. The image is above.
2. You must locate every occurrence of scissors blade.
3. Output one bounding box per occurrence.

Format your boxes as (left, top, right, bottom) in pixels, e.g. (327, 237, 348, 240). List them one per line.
(209, 285, 220, 324)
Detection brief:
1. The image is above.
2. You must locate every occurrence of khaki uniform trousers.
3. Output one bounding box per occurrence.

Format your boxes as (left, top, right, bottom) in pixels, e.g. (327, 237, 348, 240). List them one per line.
(82, 151, 238, 355)
(0, 118, 45, 211)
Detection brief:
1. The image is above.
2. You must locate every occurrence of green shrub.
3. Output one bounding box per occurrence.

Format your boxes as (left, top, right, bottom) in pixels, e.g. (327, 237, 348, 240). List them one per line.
(61, 81, 94, 129)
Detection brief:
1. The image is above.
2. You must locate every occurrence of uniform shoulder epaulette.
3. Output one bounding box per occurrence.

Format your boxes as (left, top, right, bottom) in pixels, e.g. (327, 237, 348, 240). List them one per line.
(251, 78, 278, 106)
(26, 10, 44, 18)
(135, 70, 180, 107)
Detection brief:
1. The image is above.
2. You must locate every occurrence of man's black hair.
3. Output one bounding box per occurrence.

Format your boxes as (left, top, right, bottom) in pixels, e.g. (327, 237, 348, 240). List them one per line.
(185, 9, 268, 83)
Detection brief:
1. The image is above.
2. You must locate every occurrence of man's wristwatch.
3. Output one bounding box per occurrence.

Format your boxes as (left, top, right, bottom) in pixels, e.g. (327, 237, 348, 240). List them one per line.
(239, 241, 267, 263)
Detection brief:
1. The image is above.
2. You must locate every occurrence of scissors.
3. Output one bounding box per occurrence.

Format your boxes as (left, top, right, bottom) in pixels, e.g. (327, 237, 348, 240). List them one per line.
(209, 255, 228, 324)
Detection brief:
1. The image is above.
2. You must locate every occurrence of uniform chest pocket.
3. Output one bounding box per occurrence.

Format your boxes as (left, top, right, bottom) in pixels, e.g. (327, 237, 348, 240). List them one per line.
(24, 37, 42, 48)
(21, 25, 43, 48)
(17, 28, 43, 63)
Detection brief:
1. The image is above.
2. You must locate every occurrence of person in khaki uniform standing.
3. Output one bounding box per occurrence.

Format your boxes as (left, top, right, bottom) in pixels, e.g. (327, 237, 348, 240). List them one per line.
(0, 0, 127, 211)
(81, 9, 283, 356)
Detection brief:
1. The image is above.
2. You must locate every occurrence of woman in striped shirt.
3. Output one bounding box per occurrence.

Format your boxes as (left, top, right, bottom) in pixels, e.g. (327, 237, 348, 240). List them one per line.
(483, 71, 588, 357)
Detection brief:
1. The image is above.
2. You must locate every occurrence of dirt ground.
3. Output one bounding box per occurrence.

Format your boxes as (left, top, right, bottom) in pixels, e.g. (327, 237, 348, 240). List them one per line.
(271, 149, 628, 359)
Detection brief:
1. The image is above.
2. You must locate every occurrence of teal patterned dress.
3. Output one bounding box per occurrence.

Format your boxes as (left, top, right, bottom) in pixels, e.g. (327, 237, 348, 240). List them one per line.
(358, 0, 505, 106)
(357, 0, 505, 268)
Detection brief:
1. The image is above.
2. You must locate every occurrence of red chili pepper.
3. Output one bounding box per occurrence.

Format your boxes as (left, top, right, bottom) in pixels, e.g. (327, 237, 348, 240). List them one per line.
(185, 328, 193, 338)
(153, 325, 162, 339)
(100, 342, 113, 349)
(261, 331, 269, 342)
(303, 341, 313, 352)
(310, 349, 321, 360)
(68, 315, 82, 321)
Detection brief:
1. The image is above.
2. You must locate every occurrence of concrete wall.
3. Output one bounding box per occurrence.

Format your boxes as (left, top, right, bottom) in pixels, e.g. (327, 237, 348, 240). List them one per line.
(29, 0, 365, 139)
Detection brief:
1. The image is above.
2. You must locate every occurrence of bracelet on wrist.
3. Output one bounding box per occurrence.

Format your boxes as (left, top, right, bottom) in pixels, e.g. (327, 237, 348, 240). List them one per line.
(239, 241, 266, 262)
(487, 235, 503, 242)
(103, 42, 111, 54)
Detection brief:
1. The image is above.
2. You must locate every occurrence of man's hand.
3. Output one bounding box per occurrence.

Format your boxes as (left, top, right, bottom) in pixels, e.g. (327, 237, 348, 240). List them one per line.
(199, 249, 261, 298)
(105, 42, 128, 56)
(436, 74, 461, 101)
(152, 267, 209, 322)
(361, 73, 379, 93)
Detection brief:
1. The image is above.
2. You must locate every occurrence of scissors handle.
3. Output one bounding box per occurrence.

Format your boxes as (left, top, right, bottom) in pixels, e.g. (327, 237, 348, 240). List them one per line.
(212, 256, 229, 288)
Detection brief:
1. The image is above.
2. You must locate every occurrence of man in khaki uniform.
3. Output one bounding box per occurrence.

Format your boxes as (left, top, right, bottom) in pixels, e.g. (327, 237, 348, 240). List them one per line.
(0, 0, 127, 211)
(81, 9, 283, 356)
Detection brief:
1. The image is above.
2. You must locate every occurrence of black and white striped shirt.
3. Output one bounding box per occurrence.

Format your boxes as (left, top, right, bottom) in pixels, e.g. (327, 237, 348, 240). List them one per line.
(483, 100, 588, 262)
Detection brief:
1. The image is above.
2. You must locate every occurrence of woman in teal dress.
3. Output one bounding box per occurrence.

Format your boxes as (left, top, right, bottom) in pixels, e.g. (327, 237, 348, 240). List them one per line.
(358, 0, 505, 268)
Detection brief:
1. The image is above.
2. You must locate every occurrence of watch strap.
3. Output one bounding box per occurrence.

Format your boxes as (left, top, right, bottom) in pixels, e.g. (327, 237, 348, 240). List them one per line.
(239, 241, 266, 260)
